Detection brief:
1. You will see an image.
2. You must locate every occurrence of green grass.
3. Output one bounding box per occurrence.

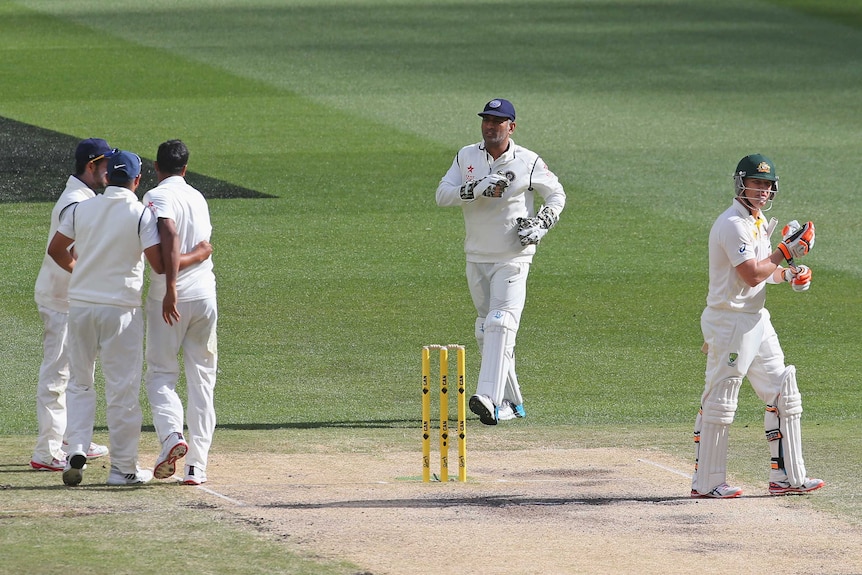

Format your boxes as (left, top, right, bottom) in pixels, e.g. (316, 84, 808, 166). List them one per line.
(1, 0, 861, 573)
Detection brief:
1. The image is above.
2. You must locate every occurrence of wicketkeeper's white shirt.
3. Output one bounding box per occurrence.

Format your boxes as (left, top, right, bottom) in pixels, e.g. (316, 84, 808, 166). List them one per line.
(436, 139, 566, 264)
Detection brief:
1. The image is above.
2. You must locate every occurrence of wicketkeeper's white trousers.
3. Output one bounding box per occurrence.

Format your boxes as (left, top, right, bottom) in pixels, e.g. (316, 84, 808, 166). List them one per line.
(145, 296, 218, 471)
(66, 304, 144, 474)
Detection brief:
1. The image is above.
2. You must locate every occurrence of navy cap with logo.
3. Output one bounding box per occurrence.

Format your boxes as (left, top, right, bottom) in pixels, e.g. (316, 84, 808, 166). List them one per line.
(75, 138, 118, 166)
(107, 150, 142, 181)
(478, 99, 516, 122)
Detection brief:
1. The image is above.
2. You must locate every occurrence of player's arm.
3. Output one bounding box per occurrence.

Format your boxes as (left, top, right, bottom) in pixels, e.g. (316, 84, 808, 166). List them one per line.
(156, 217, 180, 326)
(179, 240, 212, 270)
(47, 232, 76, 273)
(436, 156, 468, 207)
(735, 249, 785, 287)
(517, 159, 565, 246)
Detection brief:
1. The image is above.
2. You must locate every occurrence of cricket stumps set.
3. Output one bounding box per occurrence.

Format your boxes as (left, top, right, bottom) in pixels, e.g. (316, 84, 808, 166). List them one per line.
(422, 344, 467, 482)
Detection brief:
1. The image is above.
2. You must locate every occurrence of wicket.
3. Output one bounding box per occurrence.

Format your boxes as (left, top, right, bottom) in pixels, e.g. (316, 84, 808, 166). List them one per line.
(422, 344, 467, 482)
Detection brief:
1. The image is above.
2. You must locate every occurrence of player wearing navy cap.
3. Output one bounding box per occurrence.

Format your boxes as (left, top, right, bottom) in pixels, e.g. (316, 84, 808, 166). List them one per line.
(31, 138, 116, 472)
(436, 99, 566, 425)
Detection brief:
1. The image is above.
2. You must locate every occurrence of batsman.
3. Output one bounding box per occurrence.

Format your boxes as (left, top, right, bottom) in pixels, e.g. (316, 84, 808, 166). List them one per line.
(436, 98, 566, 425)
(691, 153, 824, 498)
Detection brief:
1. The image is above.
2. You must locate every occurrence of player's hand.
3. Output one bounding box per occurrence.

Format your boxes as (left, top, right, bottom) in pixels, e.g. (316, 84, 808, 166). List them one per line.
(783, 265, 812, 292)
(162, 286, 180, 325)
(778, 220, 814, 261)
(517, 217, 548, 245)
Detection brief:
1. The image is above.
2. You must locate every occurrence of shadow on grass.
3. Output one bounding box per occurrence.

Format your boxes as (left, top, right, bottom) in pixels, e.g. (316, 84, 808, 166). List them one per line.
(0, 117, 273, 202)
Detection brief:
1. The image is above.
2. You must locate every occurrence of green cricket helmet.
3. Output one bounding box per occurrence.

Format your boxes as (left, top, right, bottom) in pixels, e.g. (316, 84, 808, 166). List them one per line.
(734, 153, 779, 195)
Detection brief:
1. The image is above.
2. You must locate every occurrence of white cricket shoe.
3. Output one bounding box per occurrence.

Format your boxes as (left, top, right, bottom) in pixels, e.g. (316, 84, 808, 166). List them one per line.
(153, 432, 188, 479)
(769, 478, 824, 495)
(62, 451, 87, 487)
(63, 440, 109, 459)
(690, 482, 742, 499)
(86, 442, 109, 459)
(182, 465, 207, 486)
(497, 400, 526, 421)
(469, 394, 497, 426)
(30, 457, 66, 472)
(107, 467, 153, 486)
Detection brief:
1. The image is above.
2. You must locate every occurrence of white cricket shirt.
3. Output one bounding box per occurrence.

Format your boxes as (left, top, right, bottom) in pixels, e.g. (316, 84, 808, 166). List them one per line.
(58, 186, 160, 308)
(142, 176, 216, 302)
(34, 176, 96, 312)
(706, 200, 771, 313)
(436, 139, 566, 263)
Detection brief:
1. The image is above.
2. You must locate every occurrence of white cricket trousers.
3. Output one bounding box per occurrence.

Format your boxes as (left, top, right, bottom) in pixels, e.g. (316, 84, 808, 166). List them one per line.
(145, 296, 217, 471)
(66, 304, 144, 474)
(701, 307, 786, 404)
(34, 305, 70, 463)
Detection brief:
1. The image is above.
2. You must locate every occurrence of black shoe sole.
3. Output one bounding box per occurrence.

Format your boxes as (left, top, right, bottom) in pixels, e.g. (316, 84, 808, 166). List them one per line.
(469, 396, 497, 426)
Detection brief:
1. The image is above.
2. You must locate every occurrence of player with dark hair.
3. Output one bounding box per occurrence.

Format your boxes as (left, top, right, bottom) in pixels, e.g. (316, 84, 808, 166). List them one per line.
(436, 99, 566, 425)
(31, 138, 115, 472)
(144, 139, 218, 485)
(691, 153, 823, 498)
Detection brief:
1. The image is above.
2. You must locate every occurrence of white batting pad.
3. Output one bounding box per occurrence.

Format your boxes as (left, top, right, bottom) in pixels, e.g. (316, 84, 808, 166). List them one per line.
(776, 365, 806, 486)
(692, 377, 742, 494)
(475, 310, 517, 406)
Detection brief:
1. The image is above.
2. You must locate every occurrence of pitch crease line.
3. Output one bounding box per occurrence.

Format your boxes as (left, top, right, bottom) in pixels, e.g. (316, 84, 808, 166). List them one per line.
(196, 485, 248, 506)
(638, 458, 690, 478)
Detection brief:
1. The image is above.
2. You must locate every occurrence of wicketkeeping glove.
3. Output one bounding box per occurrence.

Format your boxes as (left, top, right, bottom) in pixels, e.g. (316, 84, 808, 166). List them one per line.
(778, 220, 815, 262)
(459, 174, 509, 201)
(516, 205, 560, 246)
(783, 265, 812, 292)
(517, 217, 547, 245)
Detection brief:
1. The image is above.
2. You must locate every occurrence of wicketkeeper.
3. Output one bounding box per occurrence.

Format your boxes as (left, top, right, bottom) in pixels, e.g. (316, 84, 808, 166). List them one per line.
(691, 153, 824, 498)
(436, 98, 566, 425)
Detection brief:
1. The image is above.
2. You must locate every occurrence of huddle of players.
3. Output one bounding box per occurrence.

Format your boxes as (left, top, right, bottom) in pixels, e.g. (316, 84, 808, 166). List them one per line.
(31, 138, 217, 487)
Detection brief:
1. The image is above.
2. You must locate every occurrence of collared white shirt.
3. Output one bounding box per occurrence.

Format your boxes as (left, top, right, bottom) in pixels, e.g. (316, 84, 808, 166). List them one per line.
(436, 139, 566, 263)
(143, 176, 216, 302)
(706, 200, 771, 313)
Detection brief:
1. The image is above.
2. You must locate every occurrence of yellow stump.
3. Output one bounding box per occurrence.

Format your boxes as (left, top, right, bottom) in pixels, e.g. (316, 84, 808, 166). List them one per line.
(422, 345, 466, 482)
(457, 345, 467, 482)
(421, 347, 431, 483)
(439, 346, 449, 483)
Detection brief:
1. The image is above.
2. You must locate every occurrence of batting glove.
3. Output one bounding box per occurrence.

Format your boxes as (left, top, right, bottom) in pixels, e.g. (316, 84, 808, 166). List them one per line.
(778, 220, 815, 262)
(783, 265, 812, 292)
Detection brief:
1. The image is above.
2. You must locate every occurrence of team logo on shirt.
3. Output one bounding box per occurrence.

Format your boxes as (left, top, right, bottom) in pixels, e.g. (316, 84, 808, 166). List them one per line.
(738, 243, 749, 255)
(504, 171, 515, 182)
(727, 353, 738, 367)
